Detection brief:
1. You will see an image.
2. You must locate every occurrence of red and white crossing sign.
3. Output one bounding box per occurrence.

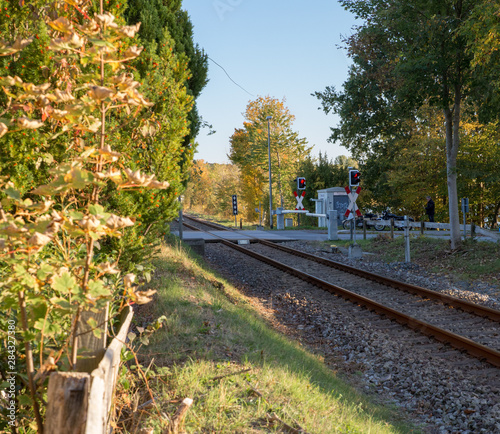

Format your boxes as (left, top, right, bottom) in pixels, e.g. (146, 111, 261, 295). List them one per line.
(294, 190, 306, 210)
(344, 185, 362, 218)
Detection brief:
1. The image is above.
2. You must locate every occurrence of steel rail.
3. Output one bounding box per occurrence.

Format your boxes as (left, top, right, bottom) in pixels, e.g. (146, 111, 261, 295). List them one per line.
(258, 240, 500, 323)
(222, 240, 500, 368)
(181, 215, 500, 323)
(183, 214, 230, 231)
(178, 216, 500, 367)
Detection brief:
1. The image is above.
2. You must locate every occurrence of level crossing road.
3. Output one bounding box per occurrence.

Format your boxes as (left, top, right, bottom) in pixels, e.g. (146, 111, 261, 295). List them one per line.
(172, 227, 489, 243)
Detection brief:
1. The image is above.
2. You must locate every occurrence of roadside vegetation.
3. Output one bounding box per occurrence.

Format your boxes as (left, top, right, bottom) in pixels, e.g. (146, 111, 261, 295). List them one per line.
(115, 238, 420, 433)
(0, 0, 206, 431)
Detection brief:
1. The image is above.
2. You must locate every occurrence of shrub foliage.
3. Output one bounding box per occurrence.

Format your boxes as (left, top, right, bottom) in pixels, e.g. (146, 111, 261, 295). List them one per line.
(0, 0, 192, 431)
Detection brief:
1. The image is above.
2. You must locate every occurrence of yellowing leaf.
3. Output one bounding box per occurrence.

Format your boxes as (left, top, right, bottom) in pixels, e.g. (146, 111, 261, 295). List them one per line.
(49, 17, 74, 34)
(119, 23, 141, 38)
(63, 0, 81, 7)
(133, 289, 156, 305)
(16, 117, 44, 129)
(28, 232, 52, 247)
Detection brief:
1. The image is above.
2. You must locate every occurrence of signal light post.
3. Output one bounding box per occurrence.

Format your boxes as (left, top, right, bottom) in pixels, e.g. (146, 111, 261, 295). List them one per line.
(295, 177, 306, 226)
(297, 177, 306, 191)
(349, 169, 360, 187)
(232, 194, 238, 227)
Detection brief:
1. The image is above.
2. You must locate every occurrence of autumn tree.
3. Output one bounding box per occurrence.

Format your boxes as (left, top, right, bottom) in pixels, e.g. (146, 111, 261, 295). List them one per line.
(461, 0, 500, 227)
(229, 96, 311, 226)
(184, 159, 212, 211)
(183, 160, 241, 218)
(457, 120, 500, 227)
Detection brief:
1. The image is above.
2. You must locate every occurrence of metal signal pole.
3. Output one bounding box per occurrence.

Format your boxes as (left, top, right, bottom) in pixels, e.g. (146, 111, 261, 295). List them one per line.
(267, 116, 273, 229)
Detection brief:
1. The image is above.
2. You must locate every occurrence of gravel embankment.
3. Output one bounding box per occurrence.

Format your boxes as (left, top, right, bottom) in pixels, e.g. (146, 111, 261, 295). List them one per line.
(203, 240, 500, 434)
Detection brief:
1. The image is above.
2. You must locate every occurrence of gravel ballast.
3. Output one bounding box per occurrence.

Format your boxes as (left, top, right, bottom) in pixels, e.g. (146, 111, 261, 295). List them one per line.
(202, 239, 500, 434)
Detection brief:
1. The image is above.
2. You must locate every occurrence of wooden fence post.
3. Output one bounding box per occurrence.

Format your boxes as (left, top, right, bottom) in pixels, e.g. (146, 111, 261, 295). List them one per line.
(85, 306, 133, 434)
(390, 218, 395, 239)
(45, 372, 89, 434)
(76, 304, 109, 373)
(420, 221, 425, 235)
(45, 306, 133, 434)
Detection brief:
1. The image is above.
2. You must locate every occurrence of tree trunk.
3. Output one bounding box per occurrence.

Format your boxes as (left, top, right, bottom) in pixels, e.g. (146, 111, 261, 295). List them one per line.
(494, 200, 500, 229)
(444, 92, 462, 249)
(479, 182, 484, 227)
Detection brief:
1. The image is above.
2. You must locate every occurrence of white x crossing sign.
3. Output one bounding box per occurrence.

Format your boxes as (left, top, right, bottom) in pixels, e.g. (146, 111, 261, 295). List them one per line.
(294, 190, 306, 210)
(344, 186, 362, 218)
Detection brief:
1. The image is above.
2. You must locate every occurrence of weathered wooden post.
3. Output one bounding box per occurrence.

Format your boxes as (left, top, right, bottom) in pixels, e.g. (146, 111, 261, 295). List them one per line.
(76, 306, 108, 372)
(45, 373, 89, 434)
(46, 306, 134, 434)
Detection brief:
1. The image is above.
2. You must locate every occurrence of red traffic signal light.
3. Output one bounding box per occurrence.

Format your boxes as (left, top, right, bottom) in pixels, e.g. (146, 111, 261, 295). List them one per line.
(349, 170, 360, 187)
(297, 177, 306, 190)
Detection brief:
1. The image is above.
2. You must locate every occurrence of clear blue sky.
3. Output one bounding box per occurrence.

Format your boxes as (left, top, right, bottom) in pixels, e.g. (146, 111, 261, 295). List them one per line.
(182, 0, 358, 164)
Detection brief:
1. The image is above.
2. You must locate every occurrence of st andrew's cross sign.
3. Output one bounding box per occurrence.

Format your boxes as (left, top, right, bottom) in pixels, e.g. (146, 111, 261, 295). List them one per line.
(344, 186, 362, 219)
(294, 190, 306, 210)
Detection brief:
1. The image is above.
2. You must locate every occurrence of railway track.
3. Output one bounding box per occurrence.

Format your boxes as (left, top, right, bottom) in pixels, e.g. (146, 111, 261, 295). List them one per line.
(179, 215, 500, 369)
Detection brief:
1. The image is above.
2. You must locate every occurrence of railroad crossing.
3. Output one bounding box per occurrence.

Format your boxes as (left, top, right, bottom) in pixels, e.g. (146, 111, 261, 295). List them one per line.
(171, 226, 497, 243)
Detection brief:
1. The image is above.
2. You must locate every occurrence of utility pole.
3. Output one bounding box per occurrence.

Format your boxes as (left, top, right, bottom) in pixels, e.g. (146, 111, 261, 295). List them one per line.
(267, 115, 273, 229)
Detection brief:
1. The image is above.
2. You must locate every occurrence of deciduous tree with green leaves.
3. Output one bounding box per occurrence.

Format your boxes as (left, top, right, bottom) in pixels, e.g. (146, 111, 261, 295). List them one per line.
(316, 0, 493, 248)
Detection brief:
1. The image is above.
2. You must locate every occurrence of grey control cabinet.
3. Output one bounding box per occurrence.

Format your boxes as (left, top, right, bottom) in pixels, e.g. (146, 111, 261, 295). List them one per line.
(316, 187, 349, 227)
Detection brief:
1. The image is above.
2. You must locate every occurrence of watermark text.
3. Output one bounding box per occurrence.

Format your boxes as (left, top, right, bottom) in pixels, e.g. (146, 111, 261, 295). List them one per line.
(213, 0, 244, 21)
(4, 318, 17, 427)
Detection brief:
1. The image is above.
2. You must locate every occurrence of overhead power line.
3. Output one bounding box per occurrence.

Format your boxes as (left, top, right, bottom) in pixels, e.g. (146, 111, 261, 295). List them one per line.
(208, 56, 254, 97)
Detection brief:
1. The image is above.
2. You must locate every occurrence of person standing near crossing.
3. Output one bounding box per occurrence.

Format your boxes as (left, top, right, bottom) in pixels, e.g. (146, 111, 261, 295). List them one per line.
(425, 196, 435, 222)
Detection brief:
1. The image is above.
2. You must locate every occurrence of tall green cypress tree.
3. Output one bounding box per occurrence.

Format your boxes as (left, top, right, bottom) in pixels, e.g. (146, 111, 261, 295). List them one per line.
(124, 0, 209, 147)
